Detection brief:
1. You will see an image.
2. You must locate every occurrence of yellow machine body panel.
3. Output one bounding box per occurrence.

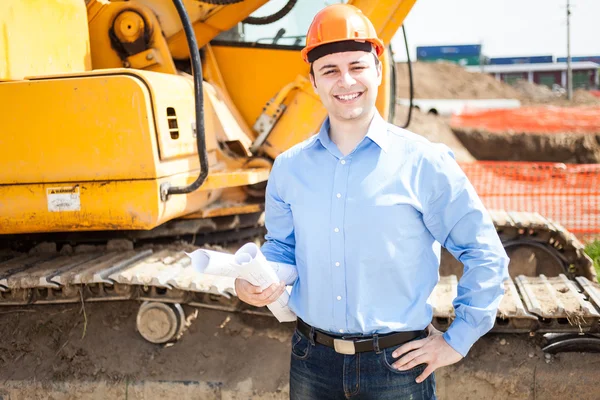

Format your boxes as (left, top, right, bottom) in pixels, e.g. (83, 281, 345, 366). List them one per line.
(0, 171, 268, 234)
(0, 69, 267, 234)
(210, 45, 310, 130)
(0, 69, 206, 183)
(0, 0, 91, 81)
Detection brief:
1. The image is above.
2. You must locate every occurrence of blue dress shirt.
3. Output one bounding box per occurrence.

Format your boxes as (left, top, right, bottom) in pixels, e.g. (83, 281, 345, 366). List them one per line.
(261, 111, 510, 357)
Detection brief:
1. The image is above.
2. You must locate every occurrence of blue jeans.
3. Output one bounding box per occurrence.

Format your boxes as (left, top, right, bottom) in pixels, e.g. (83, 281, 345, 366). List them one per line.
(289, 328, 436, 400)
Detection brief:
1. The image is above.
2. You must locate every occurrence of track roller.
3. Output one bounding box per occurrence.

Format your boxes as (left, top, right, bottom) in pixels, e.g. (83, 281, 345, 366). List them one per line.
(136, 301, 185, 344)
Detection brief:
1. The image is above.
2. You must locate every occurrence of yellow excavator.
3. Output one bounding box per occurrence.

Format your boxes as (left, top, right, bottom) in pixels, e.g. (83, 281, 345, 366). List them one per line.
(1, 0, 598, 351)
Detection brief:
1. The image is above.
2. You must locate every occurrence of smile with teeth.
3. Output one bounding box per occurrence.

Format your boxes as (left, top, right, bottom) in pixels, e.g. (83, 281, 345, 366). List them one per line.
(334, 92, 363, 102)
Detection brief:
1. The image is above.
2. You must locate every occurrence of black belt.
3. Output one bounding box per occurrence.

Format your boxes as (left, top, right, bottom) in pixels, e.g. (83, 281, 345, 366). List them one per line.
(296, 318, 425, 355)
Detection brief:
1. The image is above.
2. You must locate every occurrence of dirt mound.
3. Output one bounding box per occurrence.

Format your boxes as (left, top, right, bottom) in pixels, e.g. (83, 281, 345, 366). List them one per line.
(573, 89, 600, 105)
(513, 80, 559, 103)
(395, 61, 522, 100)
(394, 62, 600, 107)
(394, 105, 475, 162)
(514, 80, 600, 106)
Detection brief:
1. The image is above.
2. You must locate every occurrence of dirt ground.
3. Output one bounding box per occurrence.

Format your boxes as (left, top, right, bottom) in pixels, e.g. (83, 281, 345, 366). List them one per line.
(1, 302, 600, 399)
(0, 302, 291, 393)
(395, 61, 600, 106)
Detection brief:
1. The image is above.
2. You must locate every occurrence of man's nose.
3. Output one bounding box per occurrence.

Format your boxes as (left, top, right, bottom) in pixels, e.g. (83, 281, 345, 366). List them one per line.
(338, 71, 356, 88)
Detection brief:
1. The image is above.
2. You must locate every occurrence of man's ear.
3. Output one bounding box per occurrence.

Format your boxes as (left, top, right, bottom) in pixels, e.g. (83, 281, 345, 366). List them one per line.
(376, 58, 383, 86)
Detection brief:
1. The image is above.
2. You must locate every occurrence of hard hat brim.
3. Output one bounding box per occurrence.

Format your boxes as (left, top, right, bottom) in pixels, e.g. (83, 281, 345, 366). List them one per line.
(302, 38, 384, 64)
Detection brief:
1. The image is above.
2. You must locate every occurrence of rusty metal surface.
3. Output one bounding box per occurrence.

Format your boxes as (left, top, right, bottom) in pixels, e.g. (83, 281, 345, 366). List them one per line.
(62, 250, 152, 285)
(576, 276, 600, 312)
(109, 250, 190, 288)
(4, 253, 102, 289)
(498, 279, 538, 320)
(516, 274, 599, 320)
(517, 275, 565, 317)
(0, 254, 58, 290)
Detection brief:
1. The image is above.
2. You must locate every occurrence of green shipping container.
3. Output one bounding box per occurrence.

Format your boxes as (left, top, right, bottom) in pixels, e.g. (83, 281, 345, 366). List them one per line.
(417, 55, 482, 66)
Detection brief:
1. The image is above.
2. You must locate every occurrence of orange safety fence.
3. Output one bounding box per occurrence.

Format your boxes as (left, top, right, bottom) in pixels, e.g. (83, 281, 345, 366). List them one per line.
(451, 106, 600, 134)
(459, 161, 600, 240)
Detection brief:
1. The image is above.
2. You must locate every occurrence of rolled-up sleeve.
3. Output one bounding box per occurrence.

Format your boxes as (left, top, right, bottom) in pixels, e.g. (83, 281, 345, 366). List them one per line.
(420, 145, 510, 357)
(260, 157, 296, 265)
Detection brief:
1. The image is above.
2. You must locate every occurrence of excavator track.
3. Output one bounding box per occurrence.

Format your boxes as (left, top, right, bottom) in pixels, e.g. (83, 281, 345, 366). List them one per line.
(0, 211, 598, 348)
(489, 210, 595, 280)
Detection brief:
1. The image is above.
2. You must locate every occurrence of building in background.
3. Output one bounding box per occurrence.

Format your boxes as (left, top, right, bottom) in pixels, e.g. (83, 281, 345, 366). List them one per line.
(414, 44, 599, 90)
(489, 55, 553, 65)
(556, 56, 600, 88)
(416, 44, 484, 66)
(466, 62, 599, 90)
(557, 55, 600, 64)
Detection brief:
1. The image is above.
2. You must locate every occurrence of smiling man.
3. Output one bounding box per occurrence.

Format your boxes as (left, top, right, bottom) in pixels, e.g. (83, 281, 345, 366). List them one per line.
(235, 4, 509, 400)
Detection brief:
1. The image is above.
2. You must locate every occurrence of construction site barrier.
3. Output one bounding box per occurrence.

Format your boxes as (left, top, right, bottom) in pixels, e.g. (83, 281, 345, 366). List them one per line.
(451, 106, 600, 134)
(459, 161, 600, 241)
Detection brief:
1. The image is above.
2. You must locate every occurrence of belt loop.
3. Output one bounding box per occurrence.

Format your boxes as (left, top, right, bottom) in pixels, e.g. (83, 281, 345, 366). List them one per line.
(373, 334, 382, 354)
(309, 326, 316, 346)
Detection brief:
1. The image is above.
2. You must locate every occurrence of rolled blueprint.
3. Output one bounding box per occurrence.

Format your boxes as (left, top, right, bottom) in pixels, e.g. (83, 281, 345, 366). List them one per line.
(186, 243, 297, 322)
(233, 243, 297, 322)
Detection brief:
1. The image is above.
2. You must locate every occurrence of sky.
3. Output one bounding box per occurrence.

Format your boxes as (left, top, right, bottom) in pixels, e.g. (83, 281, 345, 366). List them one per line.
(243, 0, 598, 62)
(247, 0, 600, 61)
(391, 0, 599, 61)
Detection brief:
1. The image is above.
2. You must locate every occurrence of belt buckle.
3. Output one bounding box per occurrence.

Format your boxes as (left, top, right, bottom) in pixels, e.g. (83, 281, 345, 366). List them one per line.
(333, 338, 356, 355)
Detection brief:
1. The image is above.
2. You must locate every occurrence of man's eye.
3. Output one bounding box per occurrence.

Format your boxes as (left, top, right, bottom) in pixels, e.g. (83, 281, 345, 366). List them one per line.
(323, 70, 336, 75)
(352, 66, 365, 71)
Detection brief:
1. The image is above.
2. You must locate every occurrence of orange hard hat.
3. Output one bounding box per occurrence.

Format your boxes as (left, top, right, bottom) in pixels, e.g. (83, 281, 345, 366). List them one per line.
(301, 4, 384, 64)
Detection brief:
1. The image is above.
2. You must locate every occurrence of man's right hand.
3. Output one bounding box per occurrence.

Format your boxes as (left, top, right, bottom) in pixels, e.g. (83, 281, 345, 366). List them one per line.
(235, 278, 287, 307)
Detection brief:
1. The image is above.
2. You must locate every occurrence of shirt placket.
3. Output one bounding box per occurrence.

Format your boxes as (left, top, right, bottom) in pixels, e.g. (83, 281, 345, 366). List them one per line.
(331, 156, 351, 333)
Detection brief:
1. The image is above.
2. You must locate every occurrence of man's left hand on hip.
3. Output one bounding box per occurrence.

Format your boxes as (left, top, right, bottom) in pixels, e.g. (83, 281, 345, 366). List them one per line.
(391, 324, 463, 383)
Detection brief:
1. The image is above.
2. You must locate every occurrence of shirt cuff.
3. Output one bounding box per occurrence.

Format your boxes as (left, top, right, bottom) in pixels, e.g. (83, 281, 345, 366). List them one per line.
(442, 317, 482, 357)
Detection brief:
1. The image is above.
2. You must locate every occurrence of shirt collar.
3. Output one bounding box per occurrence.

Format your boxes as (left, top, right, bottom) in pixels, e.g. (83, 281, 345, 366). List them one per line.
(315, 111, 389, 154)
(365, 111, 389, 153)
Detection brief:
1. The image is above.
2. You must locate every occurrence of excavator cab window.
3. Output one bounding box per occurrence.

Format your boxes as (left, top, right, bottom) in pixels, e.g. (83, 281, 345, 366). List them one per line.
(213, 0, 346, 48)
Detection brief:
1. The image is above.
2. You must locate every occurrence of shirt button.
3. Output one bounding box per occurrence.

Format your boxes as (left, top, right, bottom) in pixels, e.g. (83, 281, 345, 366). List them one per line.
(334, 228, 339, 233)
(335, 262, 340, 266)
(337, 296, 342, 300)
(340, 160, 346, 165)
(336, 193, 341, 198)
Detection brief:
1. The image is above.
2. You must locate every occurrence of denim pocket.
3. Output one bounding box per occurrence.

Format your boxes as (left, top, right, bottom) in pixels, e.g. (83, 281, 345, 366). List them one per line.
(380, 345, 427, 375)
(291, 330, 311, 360)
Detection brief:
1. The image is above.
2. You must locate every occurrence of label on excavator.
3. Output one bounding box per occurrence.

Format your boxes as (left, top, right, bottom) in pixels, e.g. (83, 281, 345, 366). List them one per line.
(47, 186, 80, 212)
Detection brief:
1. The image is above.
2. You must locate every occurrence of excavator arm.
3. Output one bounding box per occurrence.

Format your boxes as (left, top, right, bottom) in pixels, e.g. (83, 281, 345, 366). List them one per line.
(88, 0, 417, 159)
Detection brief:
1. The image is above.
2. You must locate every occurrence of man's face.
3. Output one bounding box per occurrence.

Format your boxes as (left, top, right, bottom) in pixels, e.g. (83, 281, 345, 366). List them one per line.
(310, 50, 382, 122)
